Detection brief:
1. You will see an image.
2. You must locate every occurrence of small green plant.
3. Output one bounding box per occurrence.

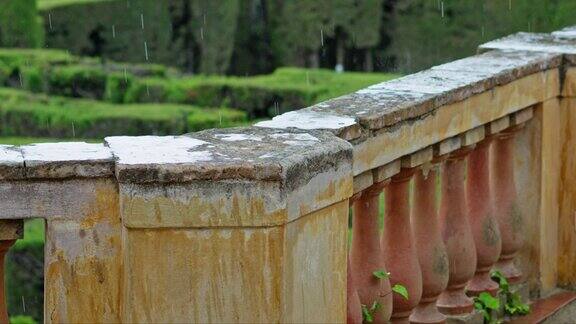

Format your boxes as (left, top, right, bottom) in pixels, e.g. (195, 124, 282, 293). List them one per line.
(361, 269, 409, 323)
(473, 292, 501, 324)
(491, 271, 530, 316)
(361, 301, 381, 323)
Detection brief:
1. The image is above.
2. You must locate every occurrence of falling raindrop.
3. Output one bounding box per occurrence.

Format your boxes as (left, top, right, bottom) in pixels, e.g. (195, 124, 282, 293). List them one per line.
(274, 101, 279, 116)
(141, 14, 145, 30)
(21, 296, 26, 313)
(509, 0, 512, 10)
(48, 13, 53, 30)
(146, 84, 150, 97)
(481, 26, 485, 38)
(219, 111, 222, 125)
(320, 29, 324, 47)
(72, 122, 76, 138)
(200, 27, 204, 41)
(112, 25, 116, 38)
(203, 13, 206, 25)
(123, 68, 128, 83)
(18, 72, 23, 88)
(144, 41, 149, 61)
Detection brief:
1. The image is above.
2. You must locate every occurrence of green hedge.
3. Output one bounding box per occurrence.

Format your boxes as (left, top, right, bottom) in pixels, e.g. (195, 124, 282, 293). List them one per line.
(0, 88, 247, 138)
(6, 220, 45, 323)
(0, 0, 43, 48)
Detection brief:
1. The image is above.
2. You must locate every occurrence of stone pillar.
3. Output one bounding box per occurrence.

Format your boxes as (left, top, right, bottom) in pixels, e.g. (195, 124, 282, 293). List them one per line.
(0, 220, 23, 324)
(109, 129, 353, 323)
(493, 127, 524, 284)
(382, 169, 422, 323)
(466, 139, 502, 296)
(437, 148, 477, 315)
(351, 181, 393, 323)
(410, 165, 449, 324)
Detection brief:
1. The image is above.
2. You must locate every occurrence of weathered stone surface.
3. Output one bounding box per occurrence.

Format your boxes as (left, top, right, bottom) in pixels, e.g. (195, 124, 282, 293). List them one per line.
(0, 142, 113, 180)
(257, 50, 560, 138)
(0, 145, 24, 180)
(107, 128, 352, 185)
(112, 128, 353, 227)
(487, 116, 511, 135)
(435, 136, 462, 157)
(255, 109, 362, 141)
(353, 170, 373, 194)
(401, 147, 433, 168)
(480, 32, 576, 65)
(123, 200, 348, 323)
(461, 126, 485, 147)
(373, 160, 401, 183)
(552, 26, 576, 40)
(512, 107, 535, 126)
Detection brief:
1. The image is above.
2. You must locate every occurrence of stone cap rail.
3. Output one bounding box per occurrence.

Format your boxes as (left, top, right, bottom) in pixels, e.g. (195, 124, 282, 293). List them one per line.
(0, 27, 575, 226)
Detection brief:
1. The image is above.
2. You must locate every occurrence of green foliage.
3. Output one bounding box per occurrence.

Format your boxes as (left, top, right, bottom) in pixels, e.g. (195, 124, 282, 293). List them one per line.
(392, 284, 409, 300)
(474, 292, 501, 324)
(389, 0, 576, 73)
(43, 0, 173, 64)
(6, 220, 45, 323)
(361, 301, 381, 323)
(372, 270, 390, 280)
(9, 315, 37, 324)
(0, 88, 247, 138)
(491, 271, 530, 317)
(104, 72, 133, 103)
(48, 65, 108, 99)
(0, 0, 43, 48)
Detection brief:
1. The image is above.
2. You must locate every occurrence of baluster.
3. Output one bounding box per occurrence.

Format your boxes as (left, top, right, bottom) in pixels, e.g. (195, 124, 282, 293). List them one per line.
(466, 137, 502, 296)
(437, 148, 477, 315)
(347, 256, 363, 324)
(382, 163, 423, 323)
(410, 163, 449, 323)
(0, 220, 23, 324)
(350, 181, 393, 323)
(492, 126, 524, 284)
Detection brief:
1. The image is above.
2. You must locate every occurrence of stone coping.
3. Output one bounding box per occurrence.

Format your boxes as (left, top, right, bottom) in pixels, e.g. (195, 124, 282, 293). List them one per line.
(0, 27, 574, 185)
(1, 128, 352, 187)
(256, 49, 562, 137)
(0, 142, 113, 180)
(479, 31, 576, 64)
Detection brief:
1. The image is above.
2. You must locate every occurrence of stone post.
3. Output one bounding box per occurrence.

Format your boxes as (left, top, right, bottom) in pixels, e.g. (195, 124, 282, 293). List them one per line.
(0, 220, 23, 324)
(108, 129, 353, 323)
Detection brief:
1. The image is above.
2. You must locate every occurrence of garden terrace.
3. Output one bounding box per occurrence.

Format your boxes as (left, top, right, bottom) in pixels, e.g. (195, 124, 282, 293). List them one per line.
(2, 27, 576, 323)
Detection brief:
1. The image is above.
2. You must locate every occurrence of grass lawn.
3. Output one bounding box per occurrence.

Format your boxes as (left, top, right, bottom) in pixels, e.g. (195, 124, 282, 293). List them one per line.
(37, 0, 114, 10)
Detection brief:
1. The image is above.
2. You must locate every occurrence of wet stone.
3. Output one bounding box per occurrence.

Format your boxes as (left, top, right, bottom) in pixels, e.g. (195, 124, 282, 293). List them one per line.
(21, 142, 114, 179)
(0, 145, 24, 180)
(479, 32, 576, 65)
(106, 127, 353, 186)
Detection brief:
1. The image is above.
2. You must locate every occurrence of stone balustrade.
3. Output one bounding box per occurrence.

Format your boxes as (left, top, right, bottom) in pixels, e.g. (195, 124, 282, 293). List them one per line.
(1, 27, 576, 323)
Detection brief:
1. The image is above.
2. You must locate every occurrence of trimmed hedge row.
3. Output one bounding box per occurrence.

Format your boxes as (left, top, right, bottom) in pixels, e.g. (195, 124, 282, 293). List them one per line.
(0, 49, 398, 118)
(0, 0, 43, 48)
(0, 88, 247, 138)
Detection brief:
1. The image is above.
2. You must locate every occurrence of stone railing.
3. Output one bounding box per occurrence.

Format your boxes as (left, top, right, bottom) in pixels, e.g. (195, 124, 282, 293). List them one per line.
(1, 26, 576, 323)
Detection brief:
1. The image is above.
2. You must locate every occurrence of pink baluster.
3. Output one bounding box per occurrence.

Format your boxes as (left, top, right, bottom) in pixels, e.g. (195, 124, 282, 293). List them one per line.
(410, 165, 449, 323)
(437, 149, 477, 315)
(492, 127, 524, 284)
(347, 256, 363, 324)
(350, 182, 393, 323)
(466, 139, 502, 296)
(382, 169, 422, 323)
